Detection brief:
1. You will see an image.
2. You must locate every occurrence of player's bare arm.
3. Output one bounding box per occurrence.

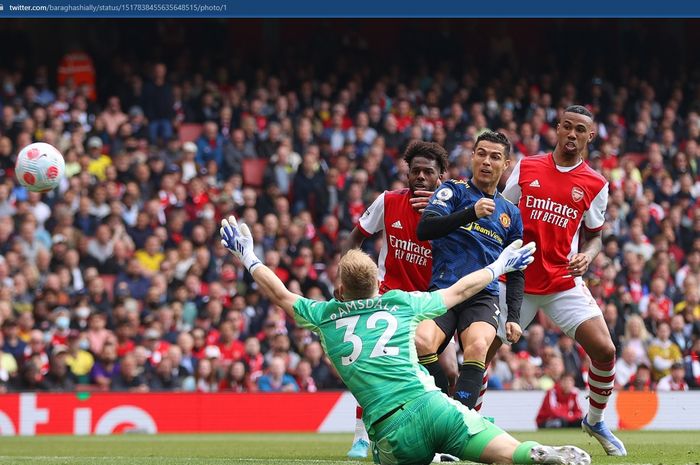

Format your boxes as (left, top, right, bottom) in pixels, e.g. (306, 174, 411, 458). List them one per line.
(342, 227, 369, 255)
(220, 216, 299, 317)
(568, 228, 603, 277)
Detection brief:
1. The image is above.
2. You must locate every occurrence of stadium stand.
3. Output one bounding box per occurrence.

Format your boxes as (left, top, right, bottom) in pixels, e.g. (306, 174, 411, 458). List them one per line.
(0, 20, 698, 394)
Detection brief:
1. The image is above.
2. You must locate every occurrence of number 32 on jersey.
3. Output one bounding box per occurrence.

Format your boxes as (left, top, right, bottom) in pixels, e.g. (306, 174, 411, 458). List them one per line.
(335, 312, 399, 365)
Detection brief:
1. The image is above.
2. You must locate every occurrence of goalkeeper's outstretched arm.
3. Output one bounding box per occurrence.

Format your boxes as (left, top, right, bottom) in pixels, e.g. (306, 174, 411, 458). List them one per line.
(220, 216, 299, 317)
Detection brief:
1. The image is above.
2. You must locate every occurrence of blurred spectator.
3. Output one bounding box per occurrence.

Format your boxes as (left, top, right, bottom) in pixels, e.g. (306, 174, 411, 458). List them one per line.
(656, 362, 689, 391)
(111, 353, 148, 392)
(243, 336, 265, 381)
(303, 341, 338, 389)
(100, 96, 128, 138)
(685, 339, 700, 388)
(143, 63, 174, 144)
(219, 360, 256, 392)
(2, 319, 26, 362)
(511, 360, 541, 391)
(264, 333, 300, 372)
(64, 330, 94, 384)
(39, 347, 76, 391)
(625, 363, 654, 391)
(621, 315, 651, 367)
(183, 356, 219, 392)
(257, 356, 299, 392)
(86, 137, 111, 181)
(295, 359, 318, 393)
(674, 286, 700, 321)
(217, 320, 245, 366)
(536, 373, 583, 428)
(90, 342, 119, 391)
(615, 346, 638, 389)
(640, 277, 673, 320)
(196, 121, 225, 169)
(148, 354, 183, 391)
(647, 322, 683, 382)
(0, 343, 18, 389)
(670, 314, 692, 354)
(539, 355, 565, 391)
(86, 312, 111, 355)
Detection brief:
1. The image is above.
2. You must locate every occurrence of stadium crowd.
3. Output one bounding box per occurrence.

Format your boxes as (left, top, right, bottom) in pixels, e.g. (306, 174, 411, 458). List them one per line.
(0, 30, 699, 397)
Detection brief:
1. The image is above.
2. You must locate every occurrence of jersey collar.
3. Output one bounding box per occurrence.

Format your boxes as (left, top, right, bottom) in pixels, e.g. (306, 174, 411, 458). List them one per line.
(468, 179, 497, 199)
(548, 152, 584, 172)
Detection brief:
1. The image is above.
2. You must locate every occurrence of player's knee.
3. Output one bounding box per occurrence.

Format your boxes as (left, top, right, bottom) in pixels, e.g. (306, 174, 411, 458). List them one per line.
(587, 338, 616, 362)
(596, 341, 616, 362)
(415, 327, 439, 354)
(462, 338, 490, 361)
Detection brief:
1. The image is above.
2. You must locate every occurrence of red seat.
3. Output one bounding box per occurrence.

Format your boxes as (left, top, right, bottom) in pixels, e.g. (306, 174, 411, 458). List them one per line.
(178, 123, 203, 143)
(242, 158, 269, 188)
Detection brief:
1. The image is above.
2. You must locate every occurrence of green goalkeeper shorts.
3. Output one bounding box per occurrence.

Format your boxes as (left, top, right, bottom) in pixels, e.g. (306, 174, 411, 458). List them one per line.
(368, 390, 506, 465)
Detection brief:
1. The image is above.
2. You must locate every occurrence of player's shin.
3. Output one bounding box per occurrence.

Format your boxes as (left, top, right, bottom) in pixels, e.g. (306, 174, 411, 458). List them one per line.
(474, 373, 489, 412)
(454, 360, 485, 409)
(587, 358, 615, 423)
(419, 353, 450, 394)
(353, 406, 369, 442)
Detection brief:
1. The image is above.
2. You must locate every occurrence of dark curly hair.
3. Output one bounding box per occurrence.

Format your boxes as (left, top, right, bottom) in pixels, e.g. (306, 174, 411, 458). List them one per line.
(403, 140, 448, 174)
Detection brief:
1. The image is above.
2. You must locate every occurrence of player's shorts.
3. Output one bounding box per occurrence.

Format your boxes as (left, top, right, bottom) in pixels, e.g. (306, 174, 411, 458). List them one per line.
(434, 290, 500, 353)
(496, 280, 603, 343)
(368, 390, 505, 465)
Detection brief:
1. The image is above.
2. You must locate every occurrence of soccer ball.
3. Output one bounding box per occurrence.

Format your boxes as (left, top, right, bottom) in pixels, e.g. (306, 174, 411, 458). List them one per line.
(15, 142, 65, 193)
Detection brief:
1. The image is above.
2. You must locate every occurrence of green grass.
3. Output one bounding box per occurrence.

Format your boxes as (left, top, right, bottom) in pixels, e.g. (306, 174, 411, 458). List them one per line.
(0, 431, 697, 464)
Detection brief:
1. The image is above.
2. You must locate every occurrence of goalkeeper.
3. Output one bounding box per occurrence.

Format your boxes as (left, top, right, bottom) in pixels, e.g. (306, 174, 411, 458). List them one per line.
(220, 215, 590, 465)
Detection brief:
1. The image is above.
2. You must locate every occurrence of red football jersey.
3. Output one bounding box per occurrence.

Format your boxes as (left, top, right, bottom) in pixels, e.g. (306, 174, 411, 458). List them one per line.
(357, 189, 432, 293)
(503, 154, 608, 295)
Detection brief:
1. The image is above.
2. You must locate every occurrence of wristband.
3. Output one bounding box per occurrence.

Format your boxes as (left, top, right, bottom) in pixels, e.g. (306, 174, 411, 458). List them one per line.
(243, 253, 262, 273)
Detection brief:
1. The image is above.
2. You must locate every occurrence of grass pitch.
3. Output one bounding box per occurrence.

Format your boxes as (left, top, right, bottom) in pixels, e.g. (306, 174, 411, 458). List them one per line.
(0, 431, 696, 464)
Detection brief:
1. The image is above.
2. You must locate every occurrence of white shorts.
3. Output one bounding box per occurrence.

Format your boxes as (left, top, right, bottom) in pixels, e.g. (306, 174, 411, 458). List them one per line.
(497, 280, 603, 343)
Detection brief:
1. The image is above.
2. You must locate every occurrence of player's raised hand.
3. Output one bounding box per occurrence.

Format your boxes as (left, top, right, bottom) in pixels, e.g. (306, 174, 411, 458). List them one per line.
(487, 239, 536, 278)
(474, 198, 496, 218)
(409, 190, 434, 213)
(220, 215, 262, 273)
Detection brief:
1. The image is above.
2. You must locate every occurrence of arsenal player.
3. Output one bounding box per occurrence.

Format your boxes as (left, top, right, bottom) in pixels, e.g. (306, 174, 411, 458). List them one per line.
(500, 105, 626, 456)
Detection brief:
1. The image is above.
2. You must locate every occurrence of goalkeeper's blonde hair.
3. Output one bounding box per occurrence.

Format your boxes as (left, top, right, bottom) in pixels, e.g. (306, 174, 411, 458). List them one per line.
(338, 249, 378, 300)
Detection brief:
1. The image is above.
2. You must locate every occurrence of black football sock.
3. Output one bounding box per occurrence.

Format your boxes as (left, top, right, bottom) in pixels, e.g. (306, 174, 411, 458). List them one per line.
(453, 360, 486, 409)
(418, 353, 449, 394)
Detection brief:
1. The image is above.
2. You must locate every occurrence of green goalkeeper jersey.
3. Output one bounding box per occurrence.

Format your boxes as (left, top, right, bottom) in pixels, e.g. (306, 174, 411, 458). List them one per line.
(293, 290, 447, 429)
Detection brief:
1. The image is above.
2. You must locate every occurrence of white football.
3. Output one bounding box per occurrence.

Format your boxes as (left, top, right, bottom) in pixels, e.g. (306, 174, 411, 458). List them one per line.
(15, 142, 65, 192)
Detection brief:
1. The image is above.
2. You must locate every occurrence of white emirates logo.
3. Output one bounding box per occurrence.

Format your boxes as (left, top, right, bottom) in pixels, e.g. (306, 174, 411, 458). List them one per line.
(391, 220, 403, 229)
